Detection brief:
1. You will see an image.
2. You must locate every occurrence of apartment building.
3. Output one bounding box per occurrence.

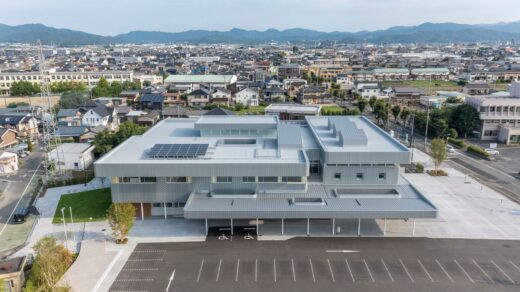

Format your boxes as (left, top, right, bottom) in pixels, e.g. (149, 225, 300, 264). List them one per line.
(465, 82, 520, 144)
(163, 75, 237, 93)
(0, 71, 133, 96)
(94, 115, 437, 230)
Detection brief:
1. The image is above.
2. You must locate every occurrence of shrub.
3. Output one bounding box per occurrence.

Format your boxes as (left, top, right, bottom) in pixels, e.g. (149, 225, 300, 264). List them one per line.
(448, 138, 466, 148)
(427, 169, 448, 176)
(415, 163, 424, 173)
(467, 145, 490, 158)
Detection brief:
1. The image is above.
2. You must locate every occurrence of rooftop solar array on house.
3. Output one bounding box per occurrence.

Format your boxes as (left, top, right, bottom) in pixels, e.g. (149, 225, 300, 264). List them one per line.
(149, 144, 209, 159)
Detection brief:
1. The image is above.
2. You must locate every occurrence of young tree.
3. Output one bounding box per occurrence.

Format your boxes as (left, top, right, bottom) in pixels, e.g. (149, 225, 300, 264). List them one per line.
(391, 105, 401, 122)
(430, 138, 447, 171)
(357, 98, 368, 113)
(373, 99, 388, 125)
(368, 96, 377, 111)
(400, 107, 411, 125)
(26, 236, 73, 291)
(106, 203, 136, 243)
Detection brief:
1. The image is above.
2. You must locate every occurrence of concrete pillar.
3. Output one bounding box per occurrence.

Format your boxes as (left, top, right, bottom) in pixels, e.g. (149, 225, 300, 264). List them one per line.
(412, 219, 416, 237)
(332, 218, 335, 235)
(231, 218, 234, 236)
(358, 218, 361, 236)
(140, 203, 144, 221)
(281, 218, 284, 235)
(163, 203, 167, 220)
(383, 218, 387, 236)
(205, 218, 208, 235)
(307, 218, 310, 236)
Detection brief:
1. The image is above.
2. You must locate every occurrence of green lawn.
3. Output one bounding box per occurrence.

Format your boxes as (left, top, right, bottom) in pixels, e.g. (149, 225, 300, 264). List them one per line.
(52, 188, 112, 224)
(321, 105, 344, 114)
(382, 80, 462, 95)
(234, 106, 267, 115)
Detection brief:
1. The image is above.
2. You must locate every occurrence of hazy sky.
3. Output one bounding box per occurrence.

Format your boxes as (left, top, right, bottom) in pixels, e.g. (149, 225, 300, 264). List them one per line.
(2, 0, 520, 35)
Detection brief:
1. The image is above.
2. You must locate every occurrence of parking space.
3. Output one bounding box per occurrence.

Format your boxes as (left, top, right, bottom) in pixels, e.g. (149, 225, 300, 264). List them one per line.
(109, 238, 520, 292)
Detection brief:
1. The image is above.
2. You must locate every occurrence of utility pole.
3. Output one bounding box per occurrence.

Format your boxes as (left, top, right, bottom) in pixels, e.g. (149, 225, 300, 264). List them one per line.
(424, 106, 430, 148)
(410, 114, 415, 163)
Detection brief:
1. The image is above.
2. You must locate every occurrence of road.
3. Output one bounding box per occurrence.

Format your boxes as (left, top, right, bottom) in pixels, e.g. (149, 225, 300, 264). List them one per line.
(110, 237, 520, 292)
(0, 149, 44, 237)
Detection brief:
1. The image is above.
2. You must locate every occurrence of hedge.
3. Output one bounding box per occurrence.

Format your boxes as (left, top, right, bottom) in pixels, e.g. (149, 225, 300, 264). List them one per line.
(467, 145, 490, 158)
(448, 138, 466, 148)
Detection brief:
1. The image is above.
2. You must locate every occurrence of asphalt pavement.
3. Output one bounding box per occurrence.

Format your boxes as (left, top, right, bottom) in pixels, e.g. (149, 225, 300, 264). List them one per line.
(110, 237, 520, 292)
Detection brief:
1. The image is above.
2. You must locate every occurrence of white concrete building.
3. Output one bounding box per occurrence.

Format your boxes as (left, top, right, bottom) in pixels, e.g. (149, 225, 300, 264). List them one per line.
(49, 143, 95, 170)
(164, 75, 237, 93)
(235, 87, 259, 106)
(0, 151, 18, 174)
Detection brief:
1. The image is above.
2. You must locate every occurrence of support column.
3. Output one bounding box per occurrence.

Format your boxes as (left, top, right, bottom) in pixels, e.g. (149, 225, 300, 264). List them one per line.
(205, 218, 208, 235)
(163, 203, 167, 220)
(332, 218, 335, 235)
(256, 218, 259, 236)
(140, 202, 144, 221)
(307, 218, 310, 236)
(281, 218, 284, 235)
(357, 218, 361, 237)
(412, 219, 416, 237)
(383, 218, 387, 236)
(231, 218, 234, 236)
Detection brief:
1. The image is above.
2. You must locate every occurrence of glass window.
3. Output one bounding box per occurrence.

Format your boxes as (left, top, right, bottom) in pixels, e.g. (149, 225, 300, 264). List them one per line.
(378, 173, 386, 180)
(152, 203, 162, 207)
(119, 177, 139, 183)
(282, 176, 302, 183)
(242, 176, 256, 183)
(166, 177, 188, 183)
(356, 173, 364, 180)
(334, 173, 341, 180)
(216, 177, 232, 183)
(258, 176, 278, 183)
(140, 177, 157, 183)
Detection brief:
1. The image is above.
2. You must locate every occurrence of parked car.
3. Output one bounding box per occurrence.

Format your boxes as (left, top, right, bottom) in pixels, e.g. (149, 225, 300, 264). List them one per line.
(446, 145, 456, 153)
(13, 207, 29, 223)
(484, 148, 500, 156)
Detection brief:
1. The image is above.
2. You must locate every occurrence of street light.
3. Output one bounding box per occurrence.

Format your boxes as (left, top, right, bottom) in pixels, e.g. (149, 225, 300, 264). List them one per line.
(69, 206, 76, 242)
(61, 207, 68, 249)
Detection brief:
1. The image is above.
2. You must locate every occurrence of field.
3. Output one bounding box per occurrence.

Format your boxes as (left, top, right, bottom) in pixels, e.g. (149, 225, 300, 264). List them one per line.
(0, 95, 60, 108)
(52, 188, 112, 223)
(382, 80, 462, 95)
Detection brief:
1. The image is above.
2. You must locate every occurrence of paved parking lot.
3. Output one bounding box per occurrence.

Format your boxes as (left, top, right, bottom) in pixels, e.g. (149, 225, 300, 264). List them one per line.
(109, 237, 520, 292)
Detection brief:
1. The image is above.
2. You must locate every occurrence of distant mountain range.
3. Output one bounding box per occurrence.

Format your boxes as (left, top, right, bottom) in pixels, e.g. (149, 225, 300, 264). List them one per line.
(1, 21, 520, 45)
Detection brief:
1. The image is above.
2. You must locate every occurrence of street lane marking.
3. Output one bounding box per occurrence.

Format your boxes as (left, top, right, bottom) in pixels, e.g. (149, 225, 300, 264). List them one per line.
(363, 259, 375, 282)
(345, 259, 355, 282)
(235, 259, 240, 282)
(134, 250, 166, 253)
(491, 260, 515, 284)
(399, 259, 414, 283)
(417, 259, 434, 282)
(435, 259, 454, 283)
(196, 259, 204, 283)
(122, 268, 159, 271)
(165, 269, 175, 292)
(115, 279, 154, 282)
(327, 259, 335, 282)
(472, 259, 494, 283)
(255, 259, 258, 282)
(127, 259, 163, 262)
(309, 259, 316, 282)
(273, 258, 277, 282)
(326, 250, 359, 253)
(291, 258, 296, 282)
(509, 261, 520, 273)
(216, 259, 222, 282)
(454, 260, 474, 283)
(381, 259, 394, 282)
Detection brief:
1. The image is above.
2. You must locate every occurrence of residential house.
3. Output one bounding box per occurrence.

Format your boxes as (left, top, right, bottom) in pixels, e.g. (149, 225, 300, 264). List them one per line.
(162, 107, 207, 119)
(264, 87, 286, 102)
(391, 87, 426, 106)
(164, 87, 188, 107)
(235, 87, 259, 106)
(283, 79, 307, 97)
(57, 109, 82, 126)
(57, 126, 89, 142)
(0, 128, 18, 149)
(120, 91, 140, 103)
(277, 64, 301, 80)
(140, 94, 165, 110)
(137, 110, 161, 127)
(211, 88, 232, 106)
(0, 115, 38, 138)
(49, 143, 95, 170)
(463, 83, 491, 95)
(188, 89, 211, 107)
(354, 82, 387, 99)
(298, 86, 332, 105)
(0, 151, 18, 174)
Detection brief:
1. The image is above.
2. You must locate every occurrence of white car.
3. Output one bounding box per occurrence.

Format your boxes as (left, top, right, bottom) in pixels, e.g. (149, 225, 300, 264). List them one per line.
(485, 148, 500, 155)
(446, 145, 456, 153)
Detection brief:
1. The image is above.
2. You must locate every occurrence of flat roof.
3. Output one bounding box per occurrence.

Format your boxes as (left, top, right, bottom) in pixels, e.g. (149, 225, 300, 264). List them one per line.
(265, 104, 321, 114)
(164, 74, 236, 84)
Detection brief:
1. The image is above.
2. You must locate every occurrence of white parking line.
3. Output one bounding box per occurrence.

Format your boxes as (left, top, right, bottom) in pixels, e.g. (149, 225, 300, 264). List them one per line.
(327, 259, 335, 282)
(345, 259, 355, 282)
(417, 259, 434, 282)
(122, 268, 159, 271)
(435, 259, 454, 283)
(216, 259, 222, 282)
(235, 259, 240, 282)
(363, 259, 375, 282)
(491, 260, 515, 284)
(134, 250, 166, 253)
(509, 261, 520, 273)
(454, 260, 474, 283)
(196, 259, 204, 283)
(273, 258, 277, 282)
(115, 279, 154, 282)
(291, 258, 296, 282)
(472, 259, 494, 283)
(399, 259, 414, 283)
(309, 259, 316, 283)
(381, 259, 394, 282)
(127, 259, 163, 262)
(255, 259, 258, 282)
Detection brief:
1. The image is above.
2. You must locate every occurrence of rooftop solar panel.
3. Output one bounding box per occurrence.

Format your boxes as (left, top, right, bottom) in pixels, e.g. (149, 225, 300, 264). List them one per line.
(149, 143, 209, 159)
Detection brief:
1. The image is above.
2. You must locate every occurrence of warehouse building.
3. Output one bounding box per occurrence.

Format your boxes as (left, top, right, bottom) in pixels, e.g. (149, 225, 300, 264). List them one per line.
(94, 115, 437, 235)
